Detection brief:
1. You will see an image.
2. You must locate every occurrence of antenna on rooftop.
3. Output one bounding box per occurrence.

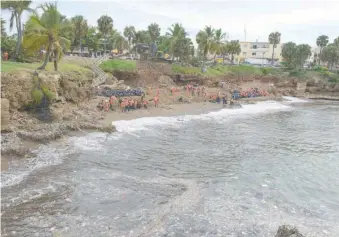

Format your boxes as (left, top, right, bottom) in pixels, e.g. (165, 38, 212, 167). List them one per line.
(244, 25, 247, 42)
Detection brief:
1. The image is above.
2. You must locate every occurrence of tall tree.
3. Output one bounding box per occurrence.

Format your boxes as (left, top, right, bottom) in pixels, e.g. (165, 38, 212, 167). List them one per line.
(213, 29, 226, 57)
(196, 25, 215, 62)
(1, 1, 33, 59)
(321, 44, 339, 70)
(1, 18, 6, 37)
(157, 35, 171, 53)
(86, 26, 100, 52)
(225, 40, 241, 63)
(97, 15, 113, 54)
(133, 30, 151, 44)
(123, 25, 136, 52)
(295, 44, 311, 68)
(148, 23, 161, 43)
(333, 36, 339, 48)
(316, 35, 329, 65)
(281, 42, 297, 68)
(167, 23, 187, 60)
(220, 43, 228, 62)
(23, 3, 72, 71)
(115, 34, 128, 53)
(268, 31, 281, 65)
(282, 42, 311, 69)
(71, 15, 88, 55)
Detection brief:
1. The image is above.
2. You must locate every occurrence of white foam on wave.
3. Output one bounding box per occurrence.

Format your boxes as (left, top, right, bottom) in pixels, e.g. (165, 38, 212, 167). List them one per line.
(282, 96, 309, 103)
(113, 100, 291, 133)
(1, 145, 69, 188)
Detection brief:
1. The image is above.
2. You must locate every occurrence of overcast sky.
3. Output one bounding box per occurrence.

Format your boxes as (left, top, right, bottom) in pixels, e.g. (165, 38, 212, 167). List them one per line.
(2, 0, 338, 47)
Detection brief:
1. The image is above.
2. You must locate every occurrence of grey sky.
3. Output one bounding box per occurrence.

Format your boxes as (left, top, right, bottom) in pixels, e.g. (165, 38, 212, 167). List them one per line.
(2, 0, 338, 47)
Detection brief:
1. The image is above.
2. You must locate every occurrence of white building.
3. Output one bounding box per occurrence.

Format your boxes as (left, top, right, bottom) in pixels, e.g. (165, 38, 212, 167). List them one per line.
(237, 41, 283, 65)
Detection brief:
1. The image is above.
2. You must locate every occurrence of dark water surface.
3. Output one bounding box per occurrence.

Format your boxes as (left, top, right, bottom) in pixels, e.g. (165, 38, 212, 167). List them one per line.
(2, 99, 339, 237)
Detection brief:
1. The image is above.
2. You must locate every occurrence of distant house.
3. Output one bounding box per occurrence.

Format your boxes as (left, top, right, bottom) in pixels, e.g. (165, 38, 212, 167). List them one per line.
(65, 47, 90, 57)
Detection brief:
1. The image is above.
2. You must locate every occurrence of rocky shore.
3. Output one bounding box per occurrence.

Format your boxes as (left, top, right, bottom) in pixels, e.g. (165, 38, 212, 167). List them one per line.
(1, 67, 338, 171)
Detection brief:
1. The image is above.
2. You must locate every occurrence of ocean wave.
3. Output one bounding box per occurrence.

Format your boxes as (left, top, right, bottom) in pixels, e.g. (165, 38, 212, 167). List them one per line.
(282, 96, 309, 103)
(113, 101, 292, 133)
(1, 145, 68, 188)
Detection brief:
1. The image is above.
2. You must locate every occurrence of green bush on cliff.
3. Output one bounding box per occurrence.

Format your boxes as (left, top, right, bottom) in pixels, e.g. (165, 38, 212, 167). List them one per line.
(41, 86, 55, 101)
(32, 89, 44, 104)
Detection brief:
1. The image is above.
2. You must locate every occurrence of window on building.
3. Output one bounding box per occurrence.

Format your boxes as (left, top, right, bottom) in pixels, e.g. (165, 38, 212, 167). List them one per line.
(252, 52, 256, 56)
(252, 45, 257, 49)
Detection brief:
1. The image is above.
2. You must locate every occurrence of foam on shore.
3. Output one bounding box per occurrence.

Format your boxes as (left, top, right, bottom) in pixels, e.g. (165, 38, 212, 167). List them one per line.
(113, 101, 292, 133)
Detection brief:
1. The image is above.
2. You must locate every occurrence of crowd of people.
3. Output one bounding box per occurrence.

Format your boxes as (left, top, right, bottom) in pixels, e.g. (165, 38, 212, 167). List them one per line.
(97, 83, 270, 113)
(97, 90, 160, 113)
(239, 88, 269, 98)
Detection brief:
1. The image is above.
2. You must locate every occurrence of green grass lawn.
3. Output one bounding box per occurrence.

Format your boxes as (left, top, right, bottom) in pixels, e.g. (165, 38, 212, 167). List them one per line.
(99, 59, 136, 72)
(1, 60, 91, 74)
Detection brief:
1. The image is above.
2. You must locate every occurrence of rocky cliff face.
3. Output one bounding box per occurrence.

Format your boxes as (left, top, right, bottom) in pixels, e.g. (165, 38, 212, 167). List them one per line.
(1, 70, 94, 112)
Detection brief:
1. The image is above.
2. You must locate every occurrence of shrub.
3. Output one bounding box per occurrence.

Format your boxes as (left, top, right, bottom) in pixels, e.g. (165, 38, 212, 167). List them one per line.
(260, 67, 268, 75)
(32, 89, 44, 104)
(41, 86, 55, 101)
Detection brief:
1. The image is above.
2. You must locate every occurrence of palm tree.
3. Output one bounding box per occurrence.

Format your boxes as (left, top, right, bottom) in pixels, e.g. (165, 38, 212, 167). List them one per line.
(1, 18, 6, 37)
(86, 26, 100, 53)
(133, 30, 151, 45)
(1, 1, 33, 59)
(148, 23, 161, 43)
(225, 40, 241, 63)
(166, 23, 186, 60)
(213, 28, 227, 60)
(196, 25, 215, 63)
(316, 35, 329, 65)
(71, 15, 88, 56)
(115, 34, 128, 53)
(123, 25, 136, 52)
(97, 15, 113, 54)
(220, 43, 229, 63)
(268, 31, 281, 65)
(23, 3, 72, 71)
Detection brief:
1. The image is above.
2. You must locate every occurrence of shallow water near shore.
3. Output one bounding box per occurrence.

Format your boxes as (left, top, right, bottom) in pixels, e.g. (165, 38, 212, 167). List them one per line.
(1, 99, 339, 237)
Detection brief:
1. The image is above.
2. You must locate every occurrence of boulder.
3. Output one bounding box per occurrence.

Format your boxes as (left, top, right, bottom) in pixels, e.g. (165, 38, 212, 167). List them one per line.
(158, 75, 175, 87)
(275, 225, 304, 237)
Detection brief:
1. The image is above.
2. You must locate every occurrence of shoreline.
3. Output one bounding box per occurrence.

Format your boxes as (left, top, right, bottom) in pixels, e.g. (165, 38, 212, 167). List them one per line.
(1, 96, 276, 172)
(3, 94, 337, 172)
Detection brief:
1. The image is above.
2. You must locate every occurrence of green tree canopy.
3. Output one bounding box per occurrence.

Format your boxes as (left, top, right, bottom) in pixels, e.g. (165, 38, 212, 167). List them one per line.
(23, 3, 72, 71)
(97, 15, 113, 53)
(1, 1, 33, 59)
(225, 40, 241, 63)
(148, 23, 161, 43)
(123, 25, 136, 52)
(282, 42, 311, 68)
(71, 15, 88, 52)
(316, 35, 329, 65)
(268, 31, 281, 64)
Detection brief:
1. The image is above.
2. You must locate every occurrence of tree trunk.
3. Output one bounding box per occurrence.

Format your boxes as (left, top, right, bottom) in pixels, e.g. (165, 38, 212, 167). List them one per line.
(54, 59, 58, 71)
(14, 13, 22, 59)
(104, 36, 107, 55)
(318, 48, 322, 65)
(271, 44, 275, 65)
(79, 36, 82, 56)
(38, 45, 51, 70)
(231, 54, 234, 64)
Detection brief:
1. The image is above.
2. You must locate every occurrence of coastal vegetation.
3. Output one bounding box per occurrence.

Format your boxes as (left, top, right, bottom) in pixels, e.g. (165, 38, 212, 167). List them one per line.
(1, 1, 338, 75)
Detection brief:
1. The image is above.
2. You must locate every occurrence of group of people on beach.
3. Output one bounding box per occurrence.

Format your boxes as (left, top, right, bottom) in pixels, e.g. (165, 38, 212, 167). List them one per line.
(98, 91, 160, 113)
